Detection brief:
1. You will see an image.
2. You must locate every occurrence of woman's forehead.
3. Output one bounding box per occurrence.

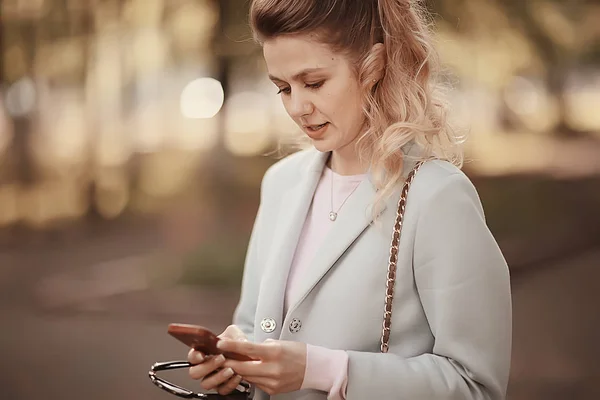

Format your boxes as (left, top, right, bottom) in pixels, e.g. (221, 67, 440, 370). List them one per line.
(263, 35, 347, 79)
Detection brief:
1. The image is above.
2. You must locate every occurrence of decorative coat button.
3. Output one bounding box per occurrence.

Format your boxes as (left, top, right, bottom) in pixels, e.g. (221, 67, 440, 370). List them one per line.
(289, 318, 302, 333)
(260, 317, 276, 333)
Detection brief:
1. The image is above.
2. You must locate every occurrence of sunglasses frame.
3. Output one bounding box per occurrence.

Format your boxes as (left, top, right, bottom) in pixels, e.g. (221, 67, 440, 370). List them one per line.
(149, 360, 252, 399)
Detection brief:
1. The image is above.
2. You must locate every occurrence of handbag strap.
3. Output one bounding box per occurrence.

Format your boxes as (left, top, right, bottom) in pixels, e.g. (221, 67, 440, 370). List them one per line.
(380, 160, 426, 353)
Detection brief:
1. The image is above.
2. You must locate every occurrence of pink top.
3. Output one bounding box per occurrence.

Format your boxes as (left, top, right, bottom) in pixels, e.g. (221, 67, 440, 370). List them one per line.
(284, 166, 367, 400)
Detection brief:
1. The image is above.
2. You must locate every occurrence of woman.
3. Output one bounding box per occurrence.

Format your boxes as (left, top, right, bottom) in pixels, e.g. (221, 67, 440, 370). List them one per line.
(187, 0, 512, 399)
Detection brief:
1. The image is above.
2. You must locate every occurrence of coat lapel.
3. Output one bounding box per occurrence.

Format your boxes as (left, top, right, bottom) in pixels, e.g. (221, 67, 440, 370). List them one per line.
(283, 141, 423, 322)
(282, 175, 382, 321)
(254, 149, 329, 342)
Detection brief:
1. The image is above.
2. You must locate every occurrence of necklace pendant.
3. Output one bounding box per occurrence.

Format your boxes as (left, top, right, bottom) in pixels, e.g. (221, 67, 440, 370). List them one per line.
(329, 211, 338, 221)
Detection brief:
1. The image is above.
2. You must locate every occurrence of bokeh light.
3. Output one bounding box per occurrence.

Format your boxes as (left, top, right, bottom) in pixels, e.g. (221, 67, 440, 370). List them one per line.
(5, 77, 37, 117)
(180, 77, 225, 119)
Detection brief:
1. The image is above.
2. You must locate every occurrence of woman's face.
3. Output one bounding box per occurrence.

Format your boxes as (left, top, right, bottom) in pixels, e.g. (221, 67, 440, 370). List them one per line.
(263, 34, 366, 154)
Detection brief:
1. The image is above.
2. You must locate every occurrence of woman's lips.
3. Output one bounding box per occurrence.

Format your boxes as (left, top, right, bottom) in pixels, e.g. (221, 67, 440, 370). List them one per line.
(303, 122, 329, 139)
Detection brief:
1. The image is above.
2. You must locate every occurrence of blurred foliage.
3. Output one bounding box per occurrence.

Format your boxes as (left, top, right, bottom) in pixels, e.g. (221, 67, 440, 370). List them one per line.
(1, 0, 599, 276)
(178, 236, 247, 287)
(429, 0, 600, 135)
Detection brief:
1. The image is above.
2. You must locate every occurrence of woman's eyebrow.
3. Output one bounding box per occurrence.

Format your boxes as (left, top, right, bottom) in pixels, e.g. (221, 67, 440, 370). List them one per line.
(269, 67, 327, 83)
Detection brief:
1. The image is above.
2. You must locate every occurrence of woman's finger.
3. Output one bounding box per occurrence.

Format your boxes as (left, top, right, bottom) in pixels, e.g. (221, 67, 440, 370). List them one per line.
(200, 367, 236, 391)
(189, 354, 226, 380)
(216, 374, 243, 396)
(217, 340, 263, 358)
(223, 360, 270, 378)
(243, 375, 276, 387)
(187, 348, 205, 364)
(219, 325, 248, 341)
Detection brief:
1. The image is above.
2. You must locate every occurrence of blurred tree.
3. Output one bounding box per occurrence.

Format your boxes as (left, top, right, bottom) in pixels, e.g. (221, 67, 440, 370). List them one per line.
(493, 0, 597, 137)
(0, 4, 3, 85)
(0, 0, 97, 186)
(429, 0, 600, 137)
(0, 2, 39, 186)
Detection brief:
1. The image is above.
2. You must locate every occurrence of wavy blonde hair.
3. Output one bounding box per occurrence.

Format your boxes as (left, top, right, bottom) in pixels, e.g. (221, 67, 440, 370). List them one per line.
(250, 0, 464, 214)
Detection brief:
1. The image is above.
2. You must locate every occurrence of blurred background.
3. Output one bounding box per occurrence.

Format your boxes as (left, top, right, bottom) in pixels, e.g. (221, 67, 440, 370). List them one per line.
(0, 0, 599, 399)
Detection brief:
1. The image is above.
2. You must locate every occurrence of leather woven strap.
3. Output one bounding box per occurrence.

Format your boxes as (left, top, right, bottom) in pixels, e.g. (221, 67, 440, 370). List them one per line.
(380, 160, 426, 353)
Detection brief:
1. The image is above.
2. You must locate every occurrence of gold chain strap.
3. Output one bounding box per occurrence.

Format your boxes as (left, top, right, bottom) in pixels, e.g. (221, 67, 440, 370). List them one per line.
(380, 160, 425, 353)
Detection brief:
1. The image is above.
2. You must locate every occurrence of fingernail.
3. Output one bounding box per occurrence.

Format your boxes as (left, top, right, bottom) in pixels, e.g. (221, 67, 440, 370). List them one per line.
(216, 354, 226, 363)
(194, 353, 204, 363)
(223, 368, 234, 378)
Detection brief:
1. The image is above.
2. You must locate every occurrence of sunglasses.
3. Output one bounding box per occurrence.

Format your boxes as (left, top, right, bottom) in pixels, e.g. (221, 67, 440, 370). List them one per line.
(149, 360, 252, 399)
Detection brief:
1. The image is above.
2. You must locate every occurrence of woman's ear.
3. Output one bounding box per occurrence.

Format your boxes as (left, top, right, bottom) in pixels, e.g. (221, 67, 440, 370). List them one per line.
(359, 42, 386, 91)
(369, 42, 386, 86)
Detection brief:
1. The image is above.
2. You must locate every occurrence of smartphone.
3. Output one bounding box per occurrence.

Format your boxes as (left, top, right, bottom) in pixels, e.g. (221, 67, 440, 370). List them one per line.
(168, 323, 253, 362)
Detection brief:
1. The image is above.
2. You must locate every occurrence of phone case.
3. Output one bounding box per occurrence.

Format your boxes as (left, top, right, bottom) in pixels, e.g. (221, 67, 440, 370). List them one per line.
(168, 323, 253, 362)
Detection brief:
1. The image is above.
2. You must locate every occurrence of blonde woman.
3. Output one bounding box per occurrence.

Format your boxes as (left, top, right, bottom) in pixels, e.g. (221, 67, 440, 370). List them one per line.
(187, 1, 512, 399)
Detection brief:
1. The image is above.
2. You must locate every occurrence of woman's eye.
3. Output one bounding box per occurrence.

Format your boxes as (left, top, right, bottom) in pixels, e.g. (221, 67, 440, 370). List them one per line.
(276, 82, 323, 95)
(306, 81, 324, 89)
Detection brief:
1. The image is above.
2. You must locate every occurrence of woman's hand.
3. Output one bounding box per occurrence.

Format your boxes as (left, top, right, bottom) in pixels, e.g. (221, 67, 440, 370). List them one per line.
(218, 338, 307, 396)
(188, 325, 247, 395)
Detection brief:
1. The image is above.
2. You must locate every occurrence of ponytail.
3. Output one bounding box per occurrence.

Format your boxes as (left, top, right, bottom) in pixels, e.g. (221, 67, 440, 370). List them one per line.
(358, 0, 464, 219)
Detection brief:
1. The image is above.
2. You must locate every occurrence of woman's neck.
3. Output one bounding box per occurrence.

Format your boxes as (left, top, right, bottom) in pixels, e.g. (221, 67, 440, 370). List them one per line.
(327, 146, 369, 176)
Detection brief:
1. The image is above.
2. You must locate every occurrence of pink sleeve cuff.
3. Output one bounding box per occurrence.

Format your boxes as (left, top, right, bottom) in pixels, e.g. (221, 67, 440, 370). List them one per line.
(301, 344, 349, 400)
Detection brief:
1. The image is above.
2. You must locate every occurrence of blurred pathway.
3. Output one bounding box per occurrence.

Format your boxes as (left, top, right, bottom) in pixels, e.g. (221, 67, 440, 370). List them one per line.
(1, 248, 599, 399)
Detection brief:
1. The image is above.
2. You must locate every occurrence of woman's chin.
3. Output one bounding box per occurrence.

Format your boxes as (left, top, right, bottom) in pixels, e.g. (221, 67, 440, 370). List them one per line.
(311, 139, 335, 153)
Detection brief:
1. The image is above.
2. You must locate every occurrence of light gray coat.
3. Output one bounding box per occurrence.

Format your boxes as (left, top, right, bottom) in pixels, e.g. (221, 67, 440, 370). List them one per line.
(233, 146, 512, 400)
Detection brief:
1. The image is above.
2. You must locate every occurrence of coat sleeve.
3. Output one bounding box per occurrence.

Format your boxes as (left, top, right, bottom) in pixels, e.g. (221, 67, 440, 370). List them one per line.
(345, 172, 512, 400)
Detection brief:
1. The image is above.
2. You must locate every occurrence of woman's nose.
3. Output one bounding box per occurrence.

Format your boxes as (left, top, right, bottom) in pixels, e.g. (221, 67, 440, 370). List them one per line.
(288, 93, 314, 119)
